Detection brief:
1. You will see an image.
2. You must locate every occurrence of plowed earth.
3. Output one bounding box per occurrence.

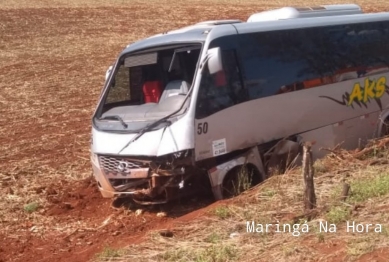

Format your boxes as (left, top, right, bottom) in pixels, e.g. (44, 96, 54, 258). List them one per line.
(1, 1, 389, 261)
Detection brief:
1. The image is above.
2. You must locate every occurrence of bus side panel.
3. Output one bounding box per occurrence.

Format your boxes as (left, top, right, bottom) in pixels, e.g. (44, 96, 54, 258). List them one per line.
(194, 73, 389, 161)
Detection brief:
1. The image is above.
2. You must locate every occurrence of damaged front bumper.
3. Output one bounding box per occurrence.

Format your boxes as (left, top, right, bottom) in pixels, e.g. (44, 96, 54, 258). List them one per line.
(91, 151, 197, 204)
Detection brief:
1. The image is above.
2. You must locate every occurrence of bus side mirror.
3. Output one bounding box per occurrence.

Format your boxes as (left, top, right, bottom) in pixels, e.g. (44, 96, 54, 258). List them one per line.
(207, 47, 223, 74)
(105, 65, 113, 81)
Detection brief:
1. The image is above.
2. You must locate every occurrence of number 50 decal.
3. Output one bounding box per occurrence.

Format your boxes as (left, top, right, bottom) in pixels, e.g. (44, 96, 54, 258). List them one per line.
(197, 122, 208, 135)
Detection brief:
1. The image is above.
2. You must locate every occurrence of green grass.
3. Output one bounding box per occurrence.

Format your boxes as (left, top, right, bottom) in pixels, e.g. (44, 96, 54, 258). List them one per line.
(313, 160, 329, 174)
(325, 206, 350, 224)
(23, 202, 39, 213)
(261, 189, 276, 197)
(205, 232, 223, 243)
(96, 246, 123, 261)
(348, 173, 389, 203)
(160, 244, 238, 262)
(347, 239, 375, 257)
(317, 232, 325, 243)
(226, 165, 255, 197)
(213, 206, 231, 220)
(281, 245, 295, 257)
(381, 226, 389, 236)
(359, 145, 387, 160)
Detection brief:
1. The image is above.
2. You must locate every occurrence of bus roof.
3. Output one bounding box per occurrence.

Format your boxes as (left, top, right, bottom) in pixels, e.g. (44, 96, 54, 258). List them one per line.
(247, 4, 362, 22)
(234, 12, 389, 35)
(120, 22, 236, 55)
(120, 28, 206, 55)
(121, 10, 389, 56)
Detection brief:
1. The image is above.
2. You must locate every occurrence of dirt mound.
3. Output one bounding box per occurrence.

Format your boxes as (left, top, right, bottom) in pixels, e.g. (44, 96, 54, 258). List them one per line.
(45, 176, 104, 218)
(1, 177, 171, 262)
(0, 175, 216, 262)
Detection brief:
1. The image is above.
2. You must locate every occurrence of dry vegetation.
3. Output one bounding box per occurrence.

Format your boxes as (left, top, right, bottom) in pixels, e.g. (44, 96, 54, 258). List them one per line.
(103, 138, 389, 262)
(1, 0, 389, 261)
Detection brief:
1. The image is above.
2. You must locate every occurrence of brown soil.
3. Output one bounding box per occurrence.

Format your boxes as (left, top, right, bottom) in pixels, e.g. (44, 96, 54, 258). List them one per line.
(1, 176, 214, 262)
(2, 2, 389, 262)
(357, 248, 389, 262)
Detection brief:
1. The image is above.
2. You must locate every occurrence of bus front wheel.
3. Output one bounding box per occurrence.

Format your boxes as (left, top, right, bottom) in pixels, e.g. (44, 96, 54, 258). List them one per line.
(221, 164, 262, 199)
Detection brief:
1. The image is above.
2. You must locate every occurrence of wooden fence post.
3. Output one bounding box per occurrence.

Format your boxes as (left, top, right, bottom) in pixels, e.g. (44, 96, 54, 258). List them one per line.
(302, 142, 316, 210)
(340, 180, 350, 202)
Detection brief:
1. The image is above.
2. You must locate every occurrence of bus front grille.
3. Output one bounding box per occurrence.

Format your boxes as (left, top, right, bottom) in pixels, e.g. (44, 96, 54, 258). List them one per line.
(98, 155, 149, 174)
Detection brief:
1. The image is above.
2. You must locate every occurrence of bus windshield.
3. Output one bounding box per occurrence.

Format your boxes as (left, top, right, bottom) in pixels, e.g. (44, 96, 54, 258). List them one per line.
(95, 44, 201, 132)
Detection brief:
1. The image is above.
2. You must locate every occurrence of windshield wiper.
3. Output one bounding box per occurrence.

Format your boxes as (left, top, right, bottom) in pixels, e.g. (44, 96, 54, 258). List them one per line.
(100, 115, 128, 128)
(118, 118, 171, 154)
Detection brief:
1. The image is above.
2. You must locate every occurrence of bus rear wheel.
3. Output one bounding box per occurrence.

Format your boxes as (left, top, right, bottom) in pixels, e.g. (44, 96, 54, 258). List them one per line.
(381, 117, 389, 137)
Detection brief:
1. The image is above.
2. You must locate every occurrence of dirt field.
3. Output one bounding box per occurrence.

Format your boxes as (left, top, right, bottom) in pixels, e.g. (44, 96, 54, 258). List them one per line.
(1, 1, 389, 261)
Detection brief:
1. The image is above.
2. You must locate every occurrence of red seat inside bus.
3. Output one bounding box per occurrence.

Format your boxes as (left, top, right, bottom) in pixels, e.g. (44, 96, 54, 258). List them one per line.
(215, 70, 227, 87)
(143, 81, 162, 103)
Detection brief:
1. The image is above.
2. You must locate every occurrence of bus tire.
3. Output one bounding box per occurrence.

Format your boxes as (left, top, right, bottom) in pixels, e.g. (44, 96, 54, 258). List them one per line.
(381, 117, 389, 137)
(221, 164, 262, 199)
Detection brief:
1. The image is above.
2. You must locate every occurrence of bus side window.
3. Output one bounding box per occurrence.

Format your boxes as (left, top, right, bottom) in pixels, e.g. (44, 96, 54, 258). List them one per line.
(237, 22, 389, 102)
(195, 49, 246, 119)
